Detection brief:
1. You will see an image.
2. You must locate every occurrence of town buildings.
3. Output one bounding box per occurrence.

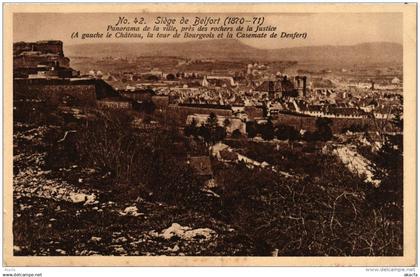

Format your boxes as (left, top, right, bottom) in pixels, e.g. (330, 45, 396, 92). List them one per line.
(13, 40, 403, 136)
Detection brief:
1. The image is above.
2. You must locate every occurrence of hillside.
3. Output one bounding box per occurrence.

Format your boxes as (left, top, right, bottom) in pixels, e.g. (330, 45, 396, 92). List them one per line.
(13, 95, 403, 256)
(66, 40, 403, 64)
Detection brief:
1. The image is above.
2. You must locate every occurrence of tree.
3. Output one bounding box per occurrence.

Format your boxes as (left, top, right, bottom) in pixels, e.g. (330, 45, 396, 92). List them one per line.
(166, 73, 176, 81)
(184, 118, 197, 137)
(288, 126, 300, 142)
(232, 129, 242, 139)
(314, 117, 333, 141)
(260, 119, 275, 140)
(143, 114, 152, 124)
(190, 117, 198, 128)
(197, 124, 210, 142)
(215, 126, 227, 142)
(367, 134, 403, 219)
(342, 123, 368, 133)
(223, 118, 231, 128)
(206, 112, 218, 129)
(275, 124, 299, 141)
(147, 75, 159, 82)
(143, 100, 156, 114)
(246, 121, 258, 138)
(205, 112, 224, 144)
(391, 108, 403, 131)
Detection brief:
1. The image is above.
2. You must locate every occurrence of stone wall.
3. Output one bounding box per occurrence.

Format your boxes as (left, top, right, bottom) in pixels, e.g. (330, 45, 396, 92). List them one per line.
(97, 100, 133, 109)
(167, 104, 233, 125)
(14, 41, 64, 56)
(274, 112, 395, 133)
(14, 83, 97, 106)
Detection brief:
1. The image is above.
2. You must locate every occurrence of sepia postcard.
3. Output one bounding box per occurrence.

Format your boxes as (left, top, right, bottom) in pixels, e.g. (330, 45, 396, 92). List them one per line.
(3, 3, 417, 266)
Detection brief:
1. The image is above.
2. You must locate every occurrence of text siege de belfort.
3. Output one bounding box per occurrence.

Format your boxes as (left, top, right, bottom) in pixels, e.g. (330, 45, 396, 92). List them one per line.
(70, 15, 308, 41)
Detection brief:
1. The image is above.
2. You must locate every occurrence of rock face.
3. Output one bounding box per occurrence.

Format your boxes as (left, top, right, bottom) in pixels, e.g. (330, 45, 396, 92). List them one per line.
(69, 193, 87, 203)
(14, 172, 98, 205)
(332, 145, 381, 187)
(14, 125, 100, 205)
(13, 108, 254, 257)
(13, 40, 70, 70)
(90, 237, 102, 243)
(157, 223, 216, 241)
(119, 206, 143, 217)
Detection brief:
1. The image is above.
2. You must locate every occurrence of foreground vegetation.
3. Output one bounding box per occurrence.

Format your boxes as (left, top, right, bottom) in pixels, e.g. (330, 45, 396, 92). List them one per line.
(13, 99, 403, 256)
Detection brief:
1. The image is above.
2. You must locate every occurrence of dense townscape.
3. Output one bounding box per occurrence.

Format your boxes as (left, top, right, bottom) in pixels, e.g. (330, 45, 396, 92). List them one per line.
(13, 40, 403, 256)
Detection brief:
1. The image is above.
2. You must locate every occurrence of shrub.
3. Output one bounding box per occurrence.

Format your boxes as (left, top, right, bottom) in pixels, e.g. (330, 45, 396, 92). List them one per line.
(74, 110, 203, 206)
(231, 129, 242, 139)
(215, 151, 402, 256)
(275, 124, 300, 141)
(246, 121, 258, 138)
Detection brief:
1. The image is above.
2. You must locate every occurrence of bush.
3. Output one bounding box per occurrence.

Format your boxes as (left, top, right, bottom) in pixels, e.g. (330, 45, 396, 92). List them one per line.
(315, 117, 333, 141)
(302, 118, 333, 142)
(74, 110, 203, 206)
(342, 123, 369, 133)
(231, 129, 242, 139)
(259, 120, 275, 140)
(275, 124, 300, 141)
(14, 100, 63, 126)
(246, 121, 258, 138)
(215, 151, 402, 256)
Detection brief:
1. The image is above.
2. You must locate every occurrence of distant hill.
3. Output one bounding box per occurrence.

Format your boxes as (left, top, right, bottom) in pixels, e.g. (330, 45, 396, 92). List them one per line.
(66, 40, 402, 65)
(266, 42, 403, 65)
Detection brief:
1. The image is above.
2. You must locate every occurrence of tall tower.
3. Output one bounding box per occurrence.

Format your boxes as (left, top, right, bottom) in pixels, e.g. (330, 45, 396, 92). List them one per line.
(295, 76, 307, 97)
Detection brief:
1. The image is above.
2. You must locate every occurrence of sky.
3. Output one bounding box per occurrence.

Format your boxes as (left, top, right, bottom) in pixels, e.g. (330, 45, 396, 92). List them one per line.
(13, 12, 402, 49)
